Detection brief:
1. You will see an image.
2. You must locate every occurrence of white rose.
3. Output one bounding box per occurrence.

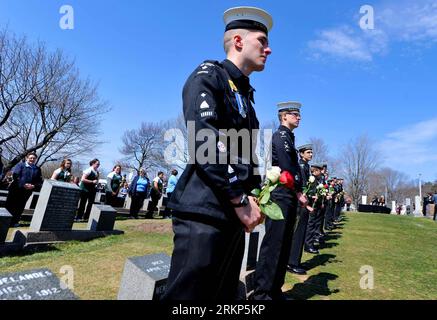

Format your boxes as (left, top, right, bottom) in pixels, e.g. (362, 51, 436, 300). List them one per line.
(266, 167, 281, 183)
(317, 184, 324, 189)
(309, 176, 316, 183)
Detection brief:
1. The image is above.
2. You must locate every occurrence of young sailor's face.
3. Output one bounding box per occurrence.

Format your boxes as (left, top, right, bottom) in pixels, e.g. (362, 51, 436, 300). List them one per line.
(243, 31, 272, 71)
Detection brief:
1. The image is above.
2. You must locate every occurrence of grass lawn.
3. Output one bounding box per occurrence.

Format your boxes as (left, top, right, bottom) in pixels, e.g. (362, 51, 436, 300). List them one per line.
(1, 213, 436, 300)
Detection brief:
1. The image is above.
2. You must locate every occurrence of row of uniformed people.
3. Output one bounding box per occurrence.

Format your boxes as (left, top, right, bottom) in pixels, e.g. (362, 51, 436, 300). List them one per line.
(161, 5, 346, 300)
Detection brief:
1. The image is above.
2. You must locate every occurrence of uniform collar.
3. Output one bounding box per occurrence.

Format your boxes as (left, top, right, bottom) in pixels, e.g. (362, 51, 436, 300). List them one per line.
(279, 125, 294, 136)
(222, 59, 255, 98)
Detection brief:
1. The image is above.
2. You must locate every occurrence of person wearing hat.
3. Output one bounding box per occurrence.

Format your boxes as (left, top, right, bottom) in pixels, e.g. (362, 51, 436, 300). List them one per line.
(163, 6, 272, 300)
(287, 144, 314, 275)
(252, 102, 308, 300)
(304, 163, 326, 254)
(334, 178, 345, 222)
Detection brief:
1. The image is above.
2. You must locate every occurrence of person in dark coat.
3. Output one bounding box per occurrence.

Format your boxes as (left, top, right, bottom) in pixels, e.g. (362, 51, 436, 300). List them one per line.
(162, 6, 271, 300)
(252, 102, 308, 300)
(5, 152, 43, 227)
(128, 168, 150, 219)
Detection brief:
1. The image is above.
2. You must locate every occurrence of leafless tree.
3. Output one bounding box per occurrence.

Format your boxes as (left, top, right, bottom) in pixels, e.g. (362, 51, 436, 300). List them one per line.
(0, 30, 108, 173)
(163, 113, 189, 172)
(119, 122, 169, 176)
(339, 134, 380, 207)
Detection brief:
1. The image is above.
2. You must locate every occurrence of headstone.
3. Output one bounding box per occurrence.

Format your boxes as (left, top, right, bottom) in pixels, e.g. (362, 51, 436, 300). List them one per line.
(87, 205, 117, 231)
(25, 192, 40, 210)
(124, 196, 132, 209)
(30, 180, 81, 232)
(0, 208, 12, 244)
(0, 268, 78, 300)
(238, 224, 265, 299)
(414, 196, 422, 216)
(362, 195, 367, 205)
(118, 253, 171, 300)
(391, 201, 396, 214)
(405, 198, 411, 206)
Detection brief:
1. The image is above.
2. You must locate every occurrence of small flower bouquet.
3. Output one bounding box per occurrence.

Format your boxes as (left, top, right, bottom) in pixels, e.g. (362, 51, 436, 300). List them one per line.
(251, 167, 295, 221)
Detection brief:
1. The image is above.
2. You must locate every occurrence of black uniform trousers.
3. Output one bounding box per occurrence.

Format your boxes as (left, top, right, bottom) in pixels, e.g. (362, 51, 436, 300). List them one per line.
(5, 187, 33, 226)
(305, 207, 322, 248)
(318, 206, 326, 234)
(162, 213, 245, 301)
(288, 206, 310, 267)
(325, 201, 335, 228)
(334, 201, 342, 221)
(252, 193, 297, 300)
(129, 192, 147, 218)
(76, 190, 96, 220)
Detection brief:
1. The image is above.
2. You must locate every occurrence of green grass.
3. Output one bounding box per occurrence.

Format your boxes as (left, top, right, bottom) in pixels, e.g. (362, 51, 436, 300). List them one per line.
(1, 213, 437, 300)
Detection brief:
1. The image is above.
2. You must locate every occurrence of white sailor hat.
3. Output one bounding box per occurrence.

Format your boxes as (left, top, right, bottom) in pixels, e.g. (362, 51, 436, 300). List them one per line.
(224, 6, 273, 34)
(277, 101, 302, 113)
(298, 144, 313, 152)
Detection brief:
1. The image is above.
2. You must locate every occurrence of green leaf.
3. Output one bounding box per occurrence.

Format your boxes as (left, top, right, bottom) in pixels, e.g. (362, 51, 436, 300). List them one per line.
(260, 189, 270, 205)
(263, 202, 284, 221)
(268, 185, 277, 192)
(251, 188, 261, 197)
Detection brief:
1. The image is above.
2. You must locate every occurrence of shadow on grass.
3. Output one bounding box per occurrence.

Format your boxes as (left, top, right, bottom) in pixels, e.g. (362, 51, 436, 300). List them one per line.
(284, 272, 339, 300)
(324, 233, 342, 241)
(1, 244, 61, 258)
(320, 242, 339, 250)
(302, 253, 337, 270)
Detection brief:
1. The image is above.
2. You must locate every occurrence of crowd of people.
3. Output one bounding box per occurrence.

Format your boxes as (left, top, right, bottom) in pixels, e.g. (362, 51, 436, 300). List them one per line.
(2, 151, 179, 227)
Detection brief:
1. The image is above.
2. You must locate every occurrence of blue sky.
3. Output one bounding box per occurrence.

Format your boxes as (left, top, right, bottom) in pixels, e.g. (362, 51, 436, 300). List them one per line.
(1, 0, 436, 182)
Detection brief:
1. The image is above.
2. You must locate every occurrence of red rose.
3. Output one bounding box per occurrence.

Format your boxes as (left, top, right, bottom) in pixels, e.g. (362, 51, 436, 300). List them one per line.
(324, 184, 329, 189)
(279, 171, 295, 190)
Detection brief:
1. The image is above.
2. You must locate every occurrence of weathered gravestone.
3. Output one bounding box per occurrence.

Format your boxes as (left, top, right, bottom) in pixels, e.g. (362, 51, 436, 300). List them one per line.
(87, 205, 117, 231)
(414, 196, 422, 216)
(0, 208, 12, 244)
(0, 268, 77, 300)
(118, 253, 171, 300)
(30, 180, 81, 232)
(391, 201, 397, 214)
(238, 224, 265, 299)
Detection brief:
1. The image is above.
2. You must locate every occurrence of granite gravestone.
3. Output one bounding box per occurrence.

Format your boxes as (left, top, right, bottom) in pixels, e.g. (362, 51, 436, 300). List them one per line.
(118, 253, 171, 300)
(0, 268, 77, 300)
(30, 180, 81, 232)
(238, 224, 265, 299)
(87, 205, 116, 231)
(0, 208, 12, 244)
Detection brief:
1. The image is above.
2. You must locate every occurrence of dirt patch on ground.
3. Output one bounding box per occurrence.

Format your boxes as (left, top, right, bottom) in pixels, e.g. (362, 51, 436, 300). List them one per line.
(133, 221, 173, 234)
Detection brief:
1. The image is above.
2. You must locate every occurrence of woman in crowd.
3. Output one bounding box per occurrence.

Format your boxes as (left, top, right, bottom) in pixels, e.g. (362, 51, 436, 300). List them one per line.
(5, 152, 43, 227)
(51, 159, 73, 182)
(75, 158, 100, 222)
(128, 168, 150, 219)
(105, 165, 123, 207)
(146, 171, 164, 219)
(163, 169, 178, 219)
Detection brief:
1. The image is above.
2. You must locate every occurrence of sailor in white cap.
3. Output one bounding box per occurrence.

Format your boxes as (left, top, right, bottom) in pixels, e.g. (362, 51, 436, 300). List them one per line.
(252, 102, 308, 300)
(287, 143, 314, 275)
(163, 7, 272, 300)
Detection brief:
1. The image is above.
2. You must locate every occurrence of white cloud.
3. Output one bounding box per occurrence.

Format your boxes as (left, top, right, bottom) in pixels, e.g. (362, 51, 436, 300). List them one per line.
(379, 0, 437, 43)
(378, 118, 437, 166)
(308, 0, 437, 61)
(308, 26, 388, 62)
